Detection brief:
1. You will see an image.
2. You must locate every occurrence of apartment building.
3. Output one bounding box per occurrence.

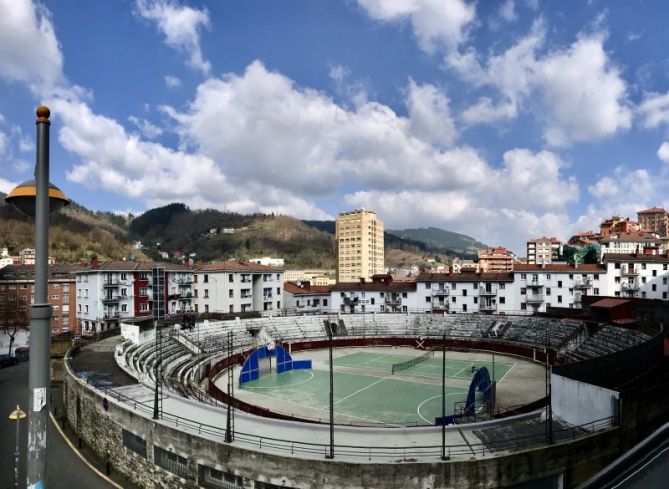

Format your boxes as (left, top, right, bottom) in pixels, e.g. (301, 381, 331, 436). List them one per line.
(637, 207, 669, 236)
(526, 237, 562, 264)
(18, 248, 56, 265)
(478, 247, 516, 272)
(336, 209, 384, 282)
(512, 264, 606, 313)
(75, 260, 193, 334)
(0, 264, 83, 335)
(284, 269, 335, 286)
(450, 258, 479, 273)
(600, 216, 641, 236)
(283, 281, 331, 314)
(330, 274, 416, 313)
(602, 254, 669, 300)
(599, 232, 663, 259)
(416, 272, 516, 314)
(193, 261, 284, 314)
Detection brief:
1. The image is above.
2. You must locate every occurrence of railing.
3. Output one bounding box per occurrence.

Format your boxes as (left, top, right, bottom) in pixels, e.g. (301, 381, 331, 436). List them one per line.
(431, 288, 449, 296)
(526, 294, 544, 303)
(103, 279, 121, 287)
(84, 376, 615, 461)
(104, 313, 120, 319)
(622, 266, 639, 276)
(480, 302, 497, 311)
(621, 282, 639, 291)
(479, 286, 497, 296)
(102, 295, 120, 303)
(526, 280, 544, 288)
(263, 294, 273, 300)
(574, 279, 592, 289)
(385, 297, 402, 306)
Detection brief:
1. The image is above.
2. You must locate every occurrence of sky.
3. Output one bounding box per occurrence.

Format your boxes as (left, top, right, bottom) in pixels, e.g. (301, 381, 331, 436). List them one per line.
(1, 0, 669, 253)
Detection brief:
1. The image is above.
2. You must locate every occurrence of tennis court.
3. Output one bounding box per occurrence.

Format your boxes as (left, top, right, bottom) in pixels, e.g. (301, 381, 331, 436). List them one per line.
(236, 350, 515, 426)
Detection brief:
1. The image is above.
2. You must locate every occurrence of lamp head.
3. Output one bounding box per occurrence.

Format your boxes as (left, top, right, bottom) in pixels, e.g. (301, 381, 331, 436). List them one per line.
(4, 180, 69, 217)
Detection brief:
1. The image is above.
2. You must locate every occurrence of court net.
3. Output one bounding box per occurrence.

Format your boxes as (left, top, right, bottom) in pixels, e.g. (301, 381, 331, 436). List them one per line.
(391, 350, 434, 374)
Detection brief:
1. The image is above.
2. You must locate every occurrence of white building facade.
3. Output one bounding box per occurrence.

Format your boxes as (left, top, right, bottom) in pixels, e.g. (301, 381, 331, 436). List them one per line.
(602, 254, 669, 300)
(193, 261, 284, 314)
(330, 275, 417, 313)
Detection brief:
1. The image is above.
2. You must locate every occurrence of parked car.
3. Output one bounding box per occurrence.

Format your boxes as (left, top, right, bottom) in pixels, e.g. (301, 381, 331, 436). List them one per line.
(0, 354, 19, 368)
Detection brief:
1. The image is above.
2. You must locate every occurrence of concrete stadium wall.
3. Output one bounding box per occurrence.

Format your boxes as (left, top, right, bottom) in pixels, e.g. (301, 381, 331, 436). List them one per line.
(552, 374, 619, 426)
(64, 351, 630, 489)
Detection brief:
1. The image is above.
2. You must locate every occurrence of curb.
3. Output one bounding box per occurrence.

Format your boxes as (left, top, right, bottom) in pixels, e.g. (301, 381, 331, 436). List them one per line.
(49, 411, 124, 489)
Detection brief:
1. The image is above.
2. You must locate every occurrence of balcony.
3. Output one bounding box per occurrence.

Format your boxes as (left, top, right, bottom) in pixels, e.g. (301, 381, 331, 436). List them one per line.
(574, 278, 592, 289)
(103, 279, 121, 287)
(621, 281, 639, 291)
(480, 301, 497, 311)
(479, 286, 497, 296)
(177, 278, 193, 285)
(343, 296, 359, 306)
(385, 297, 402, 307)
(526, 294, 544, 304)
(526, 279, 544, 288)
(240, 294, 253, 299)
(102, 295, 120, 304)
(432, 303, 449, 312)
(168, 292, 181, 300)
(103, 312, 120, 319)
(431, 287, 449, 296)
(240, 276, 252, 283)
(263, 294, 273, 300)
(622, 266, 640, 276)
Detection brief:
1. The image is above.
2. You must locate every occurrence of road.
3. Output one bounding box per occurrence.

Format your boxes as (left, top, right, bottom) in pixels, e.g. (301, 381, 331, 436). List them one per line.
(0, 361, 116, 489)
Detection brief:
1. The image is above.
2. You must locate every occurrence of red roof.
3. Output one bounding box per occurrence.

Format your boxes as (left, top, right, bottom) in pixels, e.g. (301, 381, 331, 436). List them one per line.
(513, 264, 605, 273)
(197, 260, 284, 272)
(416, 271, 514, 282)
(603, 253, 669, 263)
(637, 207, 667, 214)
(330, 281, 416, 292)
(284, 281, 332, 295)
(590, 298, 631, 309)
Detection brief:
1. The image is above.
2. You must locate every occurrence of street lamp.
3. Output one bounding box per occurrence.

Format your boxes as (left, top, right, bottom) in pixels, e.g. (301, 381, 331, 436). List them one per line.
(9, 405, 27, 489)
(5, 106, 69, 488)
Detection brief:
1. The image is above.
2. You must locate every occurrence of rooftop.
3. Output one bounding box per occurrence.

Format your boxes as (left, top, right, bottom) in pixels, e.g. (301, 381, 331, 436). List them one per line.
(284, 281, 332, 295)
(197, 260, 284, 272)
(513, 264, 606, 273)
(0, 264, 85, 281)
(416, 271, 514, 282)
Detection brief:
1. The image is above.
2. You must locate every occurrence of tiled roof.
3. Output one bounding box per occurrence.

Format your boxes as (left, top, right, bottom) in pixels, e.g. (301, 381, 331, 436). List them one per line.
(602, 253, 669, 263)
(81, 261, 190, 272)
(330, 280, 417, 292)
(0, 264, 85, 281)
(590, 298, 631, 309)
(197, 260, 284, 272)
(416, 271, 514, 282)
(513, 264, 606, 273)
(527, 236, 561, 243)
(284, 281, 332, 295)
(637, 207, 667, 214)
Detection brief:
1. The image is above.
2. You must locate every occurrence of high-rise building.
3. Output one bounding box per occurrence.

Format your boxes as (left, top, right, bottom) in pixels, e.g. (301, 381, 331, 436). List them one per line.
(336, 209, 384, 282)
(526, 237, 562, 264)
(637, 207, 669, 236)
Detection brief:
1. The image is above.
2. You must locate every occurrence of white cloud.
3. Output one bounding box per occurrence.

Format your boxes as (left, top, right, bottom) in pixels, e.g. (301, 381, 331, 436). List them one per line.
(406, 80, 457, 147)
(128, 115, 163, 139)
(18, 137, 33, 153)
(12, 159, 31, 173)
(449, 25, 631, 146)
(639, 91, 669, 129)
(462, 97, 517, 124)
(0, 0, 63, 94)
(164, 75, 182, 88)
(0, 131, 7, 156)
(499, 0, 517, 22)
(658, 142, 669, 164)
(356, 0, 476, 54)
(0, 177, 17, 194)
(135, 0, 211, 75)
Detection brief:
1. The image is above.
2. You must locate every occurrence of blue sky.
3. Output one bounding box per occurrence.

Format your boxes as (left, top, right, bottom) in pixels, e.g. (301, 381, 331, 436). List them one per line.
(1, 0, 669, 252)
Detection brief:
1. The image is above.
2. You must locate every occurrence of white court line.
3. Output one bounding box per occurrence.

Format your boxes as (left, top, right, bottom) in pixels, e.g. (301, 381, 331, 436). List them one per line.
(334, 377, 388, 405)
(611, 445, 669, 488)
(453, 362, 475, 378)
(416, 393, 465, 424)
(240, 371, 314, 390)
(497, 362, 517, 384)
(332, 364, 469, 388)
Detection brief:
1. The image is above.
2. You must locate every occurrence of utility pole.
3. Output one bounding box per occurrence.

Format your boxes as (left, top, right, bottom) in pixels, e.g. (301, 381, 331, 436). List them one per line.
(326, 329, 335, 459)
(441, 333, 448, 461)
(28, 106, 53, 487)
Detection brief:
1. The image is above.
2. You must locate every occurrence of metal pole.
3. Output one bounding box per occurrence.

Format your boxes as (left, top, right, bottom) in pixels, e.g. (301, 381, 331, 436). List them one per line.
(441, 333, 448, 460)
(326, 331, 334, 459)
(153, 319, 160, 419)
(27, 106, 52, 488)
(225, 331, 233, 443)
(14, 412, 20, 489)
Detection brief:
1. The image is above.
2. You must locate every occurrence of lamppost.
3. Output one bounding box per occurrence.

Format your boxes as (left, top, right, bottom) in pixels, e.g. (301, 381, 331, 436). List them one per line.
(9, 405, 27, 489)
(5, 106, 69, 488)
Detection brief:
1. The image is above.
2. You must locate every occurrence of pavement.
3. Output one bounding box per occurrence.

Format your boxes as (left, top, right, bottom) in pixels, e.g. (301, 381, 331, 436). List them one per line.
(0, 360, 134, 489)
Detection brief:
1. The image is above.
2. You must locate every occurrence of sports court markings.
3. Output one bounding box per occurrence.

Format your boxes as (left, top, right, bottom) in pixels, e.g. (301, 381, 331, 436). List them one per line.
(416, 393, 467, 424)
(240, 370, 315, 390)
(497, 362, 517, 383)
(334, 377, 388, 405)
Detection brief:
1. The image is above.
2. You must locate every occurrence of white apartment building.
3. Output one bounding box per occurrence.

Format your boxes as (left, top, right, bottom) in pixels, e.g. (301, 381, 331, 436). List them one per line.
(250, 257, 285, 267)
(193, 261, 284, 314)
(511, 264, 606, 313)
(75, 260, 193, 334)
(330, 275, 416, 313)
(336, 209, 384, 282)
(526, 237, 562, 264)
(283, 281, 331, 314)
(416, 272, 517, 314)
(599, 233, 663, 260)
(602, 254, 669, 300)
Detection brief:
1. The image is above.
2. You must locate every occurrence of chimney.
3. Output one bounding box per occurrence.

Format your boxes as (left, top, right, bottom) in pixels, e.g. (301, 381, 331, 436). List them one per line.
(91, 255, 98, 269)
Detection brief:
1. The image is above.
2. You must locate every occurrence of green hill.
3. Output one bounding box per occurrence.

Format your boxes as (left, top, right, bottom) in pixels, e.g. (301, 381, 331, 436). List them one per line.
(388, 227, 487, 255)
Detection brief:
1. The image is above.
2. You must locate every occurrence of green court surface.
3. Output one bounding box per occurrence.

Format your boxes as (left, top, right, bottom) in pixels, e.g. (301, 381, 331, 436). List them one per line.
(239, 351, 515, 426)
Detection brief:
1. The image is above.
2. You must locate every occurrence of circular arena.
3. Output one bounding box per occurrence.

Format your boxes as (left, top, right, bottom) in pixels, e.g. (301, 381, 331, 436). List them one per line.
(64, 310, 666, 489)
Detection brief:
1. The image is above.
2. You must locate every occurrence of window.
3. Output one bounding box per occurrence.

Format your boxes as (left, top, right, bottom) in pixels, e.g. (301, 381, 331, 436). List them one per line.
(204, 274, 209, 283)
(276, 274, 281, 281)
(462, 304, 467, 312)
(499, 283, 505, 290)
(52, 305, 60, 311)
(615, 263, 621, 269)
(62, 294, 69, 302)
(452, 296, 456, 303)
(499, 297, 505, 304)
(139, 288, 147, 297)
(425, 283, 430, 289)
(121, 289, 127, 297)
(452, 283, 457, 290)
(121, 304, 127, 312)
(642, 277, 647, 284)
(594, 288, 600, 295)
(546, 288, 551, 296)
(371, 298, 375, 305)
(121, 273, 127, 281)
(642, 292, 647, 298)
(557, 295, 562, 303)
(139, 272, 148, 280)
(664, 292, 667, 300)
(84, 289, 89, 298)
(229, 305, 234, 313)
(462, 289, 467, 297)
(194, 289, 198, 298)
(402, 292, 407, 298)
(425, 296, 431, 303)
(520, 274, 526, 280)
(78, 304, 81, 312)
(557, 281, 562, 288)
(277, 287, 280, 295)
(653, 270, 657, 277)
(228, 274, 234, 283)
(473, 297, 478, 304)
(205, 304, 209, 313)
(614, 277, 620, 284)
(520, 287, 526, 295)
(62, 305, 69, 313)
(85, 305, 89, 313)
(204, 289, 209, 299)
(546, 274, 551, 280)
(642, 263, 647, 270)
(323, 299, 328, 306)
(228, 289, 233, 298)
(652, 284, 657, 291)
(521, 303, 527, 310)
(140, 303, 149, 312)
(277, 301, 281, 308)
